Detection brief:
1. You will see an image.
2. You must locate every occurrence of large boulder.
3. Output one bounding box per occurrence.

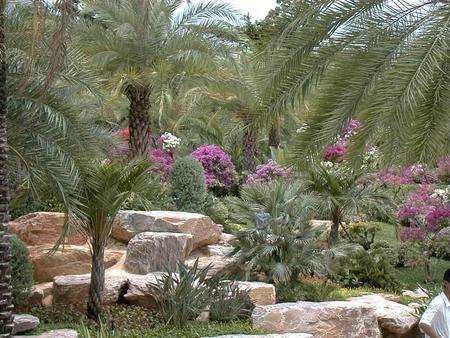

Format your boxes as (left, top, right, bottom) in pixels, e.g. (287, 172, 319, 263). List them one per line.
(125, 232, 193, 274)
(234, 281, 276, 306)
(123, 273, 168, 309)
(30, 245, 124, 282)
(186, 256, 233, 277)
(206, 335, 313, 338)
(14, 329, 78, 338)
(13, 314, 40, 334)
(9, 212, 85, 246)
(53, 274, 127, 306)
(252, 301, 381, 338)
(30, 282, 53, 307)
(112, 211, 221, 249)
(349, 295, 419, 336)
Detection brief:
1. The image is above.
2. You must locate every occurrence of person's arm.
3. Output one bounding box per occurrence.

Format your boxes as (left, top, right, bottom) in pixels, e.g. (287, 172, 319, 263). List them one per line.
(419, 323, 441, 338)
(419, 297, 442, 338)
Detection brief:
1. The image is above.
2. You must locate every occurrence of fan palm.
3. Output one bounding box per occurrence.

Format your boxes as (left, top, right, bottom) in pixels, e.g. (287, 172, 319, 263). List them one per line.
(301, 164, 394, 246)
(266, 0, 450, 165)
(66, 160, 153, 321)
(0, 0, 14, 335)
(78, 0, 240, 158)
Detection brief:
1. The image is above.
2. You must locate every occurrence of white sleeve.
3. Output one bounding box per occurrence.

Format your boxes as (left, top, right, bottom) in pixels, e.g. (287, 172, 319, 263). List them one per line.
(420, 297, 442, 326)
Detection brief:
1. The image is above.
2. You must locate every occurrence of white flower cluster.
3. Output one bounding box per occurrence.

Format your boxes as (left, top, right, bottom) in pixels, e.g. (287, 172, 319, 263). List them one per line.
(362, 146, 380, 170)
(161, 132, 181, 151)
(431, 186, 450, 202)
(321, 161, 354, 177)
(296, 123, 309, 134)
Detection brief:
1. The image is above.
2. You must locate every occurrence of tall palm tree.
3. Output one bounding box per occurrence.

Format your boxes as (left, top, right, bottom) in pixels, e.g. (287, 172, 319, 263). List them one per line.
(267, 0, 450, 165)
(192, 56, 266, 171)
(0, 0, 14, 335)
(301, 164, 393, 246)
(67, 160, 154, 321)
(79, 0, 240, 158)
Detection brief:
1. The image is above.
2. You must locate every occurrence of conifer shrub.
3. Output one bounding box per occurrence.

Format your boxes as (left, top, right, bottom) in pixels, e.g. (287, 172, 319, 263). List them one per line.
(170, 156, 207, 212)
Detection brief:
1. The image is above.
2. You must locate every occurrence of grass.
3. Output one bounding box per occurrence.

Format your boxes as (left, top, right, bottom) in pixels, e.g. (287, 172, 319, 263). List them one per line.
(24, 320, 260, 338)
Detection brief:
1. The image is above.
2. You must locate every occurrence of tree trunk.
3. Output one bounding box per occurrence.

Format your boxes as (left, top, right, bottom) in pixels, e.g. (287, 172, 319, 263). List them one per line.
(268, 121, 281, 148)
(328, 209, 341, 247)
(0, 0, 14, 335)
(126, 87, 151, 159)
(243, 122, 257, 172)
(87, 244, 105, 322)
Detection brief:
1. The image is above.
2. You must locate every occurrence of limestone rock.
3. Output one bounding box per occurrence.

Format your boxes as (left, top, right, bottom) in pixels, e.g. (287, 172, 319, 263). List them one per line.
(219, 233, 237, 246)
(14, 329, 78, 338)
(234, 281, 276, 306)
(402, 288, 429, 299)
(112, 210, 221, 249)
(9, 212, 85, 246)
(206, 335, 313, 338)
(349, 295, 419, 336)
(53, 274, 127, 305)
(13, 314, 39, 334)
(125, 232, 193, 274)
(30, 282, 53, 307)
(252, 301, 381, 338)
(186, 256, 233, 277)
(309, 220, 332, 230)
(123, 273, 168, 309)
(30, 245, 124, 282)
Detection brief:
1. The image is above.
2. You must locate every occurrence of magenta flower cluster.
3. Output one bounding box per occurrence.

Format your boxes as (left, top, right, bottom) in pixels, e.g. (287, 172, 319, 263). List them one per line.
(245, 159, 290, 184)
(323, 119, 361, 163)
(191, 144, 238, 190)
(398, 184, 450, 242)
(378, 164, 437, 186)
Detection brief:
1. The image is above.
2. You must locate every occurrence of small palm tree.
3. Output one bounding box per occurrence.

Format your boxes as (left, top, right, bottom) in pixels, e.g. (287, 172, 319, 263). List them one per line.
(65, 160, 153, 321)
(301, 164, 394, 247)
(79, 0, 240, 158)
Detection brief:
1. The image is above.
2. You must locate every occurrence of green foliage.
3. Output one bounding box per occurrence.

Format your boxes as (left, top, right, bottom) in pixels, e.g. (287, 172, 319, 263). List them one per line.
(204, 197, 229, 225)
(344, 222, 381, 250)
(170, 156, 207, 212)
(148, 260, 252, 328)
(277, 280, 339, 302)
(327, 244, 399, 291)
(11, 235, 33, 306)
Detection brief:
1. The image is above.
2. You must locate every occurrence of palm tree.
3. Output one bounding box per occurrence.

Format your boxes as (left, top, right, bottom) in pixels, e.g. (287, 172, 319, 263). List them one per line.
(267, 0, 450, 165)
(301, 164, 394, 246)
(79, 0, 240, 158)
(0, 0, 14, 335)
(192, 56, 267, 171)
(66, 160, 153, 321)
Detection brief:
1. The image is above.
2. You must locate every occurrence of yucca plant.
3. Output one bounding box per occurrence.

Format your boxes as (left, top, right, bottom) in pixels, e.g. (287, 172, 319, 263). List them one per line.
(78, 0, 240, 158)
(65, 160, 154, 321)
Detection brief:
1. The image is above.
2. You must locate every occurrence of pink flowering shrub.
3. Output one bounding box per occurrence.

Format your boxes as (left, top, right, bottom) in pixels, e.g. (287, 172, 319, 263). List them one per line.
(245, 159, 290, 184)
(191, 144, 238, 191)
(437, 156, 450, 183)
(323, 119, 360, 163)
(378, 164, 437, 186)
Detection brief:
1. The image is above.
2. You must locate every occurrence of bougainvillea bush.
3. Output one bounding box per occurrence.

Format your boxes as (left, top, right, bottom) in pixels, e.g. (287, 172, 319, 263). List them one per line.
(191, 144, 238, 192)
(322, 119, 361, 163)
(245, 159, 290, 184)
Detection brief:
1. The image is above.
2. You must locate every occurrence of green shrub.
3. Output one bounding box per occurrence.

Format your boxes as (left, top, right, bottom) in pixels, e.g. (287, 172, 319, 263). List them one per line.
(327, 244, 399, 291)
(208, 280, 252, 322)
(11, 235, 33, 305)
(205, 197, 229, 225)
(277, 281, 338, 302)
(170, 156, 207, 212)
(344, 222, 381, 250)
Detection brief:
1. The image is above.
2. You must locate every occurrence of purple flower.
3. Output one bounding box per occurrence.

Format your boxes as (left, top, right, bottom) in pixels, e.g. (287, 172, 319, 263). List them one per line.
(191, 144, 238, 190)
(400, 226, 426, 242)
(245, 159, 290, 184)
(151, 148, 173, 181)
(323, 144, 348, 162)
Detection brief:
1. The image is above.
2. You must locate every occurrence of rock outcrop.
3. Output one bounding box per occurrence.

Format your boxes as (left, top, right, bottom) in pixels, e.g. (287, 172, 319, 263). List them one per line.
(13, 314, 40, 334)
(112, 211, 221, 249)
(234, 281, 276, 306)
(9, 212, 85, 246)
(125, 232, 193, 274)
(252, 301, 381, 338)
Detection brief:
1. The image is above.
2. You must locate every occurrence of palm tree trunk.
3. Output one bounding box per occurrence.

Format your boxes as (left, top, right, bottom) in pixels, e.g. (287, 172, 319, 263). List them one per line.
(0, 0, 14, 335)
(243, 122, 257, 172)
(87, 243, 105, 322)
(268, 121, 281, 148)
(328, 209, 341, 247)
(126, 86, 151, 159)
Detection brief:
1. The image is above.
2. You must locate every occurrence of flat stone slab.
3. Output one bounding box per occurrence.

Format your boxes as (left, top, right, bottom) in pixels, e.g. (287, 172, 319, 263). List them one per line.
(13, 314, 39, 334)
(205, 335, 313, 338)
(14, 329, 78, 338)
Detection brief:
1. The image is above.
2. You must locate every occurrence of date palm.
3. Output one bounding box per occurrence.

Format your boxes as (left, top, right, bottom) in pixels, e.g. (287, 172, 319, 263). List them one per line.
(267, 0, 450, 165)
(66, 160, 154, 321)
(0, 0, 14, 335)
(79, 0, 240, 158)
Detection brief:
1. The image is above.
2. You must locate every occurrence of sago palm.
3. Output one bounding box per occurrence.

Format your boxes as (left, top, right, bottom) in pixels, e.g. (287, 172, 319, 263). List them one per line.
(66, 160, 154, 321)
(267, 0, 450, 165)
(79, 0, 240, 158)
(301, 164, 394, 246)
